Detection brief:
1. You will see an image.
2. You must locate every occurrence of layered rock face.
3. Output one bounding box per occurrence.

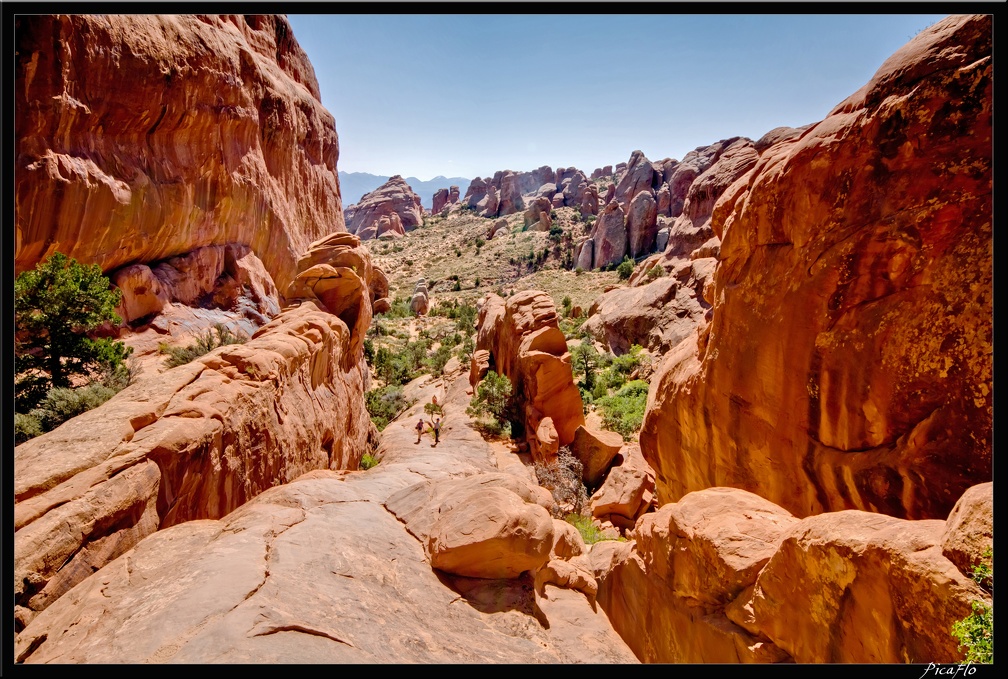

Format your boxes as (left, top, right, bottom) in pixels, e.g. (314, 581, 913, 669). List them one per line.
(15, 15, 342, 295)
(13, 298, 374, 630)
(344, 175, 424, 240)
(591, 483, 991, 663)
(639, 14, 992, 520)
(14, 368, 638, 664)
(471, 291, 585, 460)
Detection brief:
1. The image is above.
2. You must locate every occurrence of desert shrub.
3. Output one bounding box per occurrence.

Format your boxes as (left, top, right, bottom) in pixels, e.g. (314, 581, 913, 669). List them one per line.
(561, 295, 572, 316)
(952, 547, 993, 663)
(28, 383, 117, 433)
(534, 447, 589, 517)
(467, 370, 514, 435)
(15, 252, 132, 411)
(160, 324, 247, 369)
(14, 412, 43, 444)
(564, 513, 606, 544)
(365, 385, 410, 431)
(596, 380, 649, 440)
(456, 334, 475, 363)
(452, 280, 462, 291)
(425, 344, 453, 376)
(616, 256, 634, 280)
(646, 264, 665, 281)
(575, 266, 584, 276)
(359, 452, 380, 470)
(571, 340, 600, 390)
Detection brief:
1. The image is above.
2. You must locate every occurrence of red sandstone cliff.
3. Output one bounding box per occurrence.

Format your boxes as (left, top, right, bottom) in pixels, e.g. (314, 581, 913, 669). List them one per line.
(639, 14, 992, 520)
(15, 14, 343, 294)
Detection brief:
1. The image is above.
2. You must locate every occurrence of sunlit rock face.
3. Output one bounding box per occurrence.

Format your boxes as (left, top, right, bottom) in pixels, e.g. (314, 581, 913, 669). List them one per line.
(639, 14, 992, 520)
(472, 291, 585, 459)
(13, 300, 373, 629)
(15, 14, 343, 294)
(344, 175, 424, 239)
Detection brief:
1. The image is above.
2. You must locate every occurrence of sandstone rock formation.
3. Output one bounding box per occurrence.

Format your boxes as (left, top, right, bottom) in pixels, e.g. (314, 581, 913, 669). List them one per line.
(13, 300, 373, 630)
(639, 14, 992, 520)
(612, 150, 659, 210)
(588, 201, 626, 270)
(15, 15, 342, 295)
(626, 189, 658, 258)
(111, 244, 280, 328)
(664, 137, 758, 261)
(410, 277, 430, 316)
(344, 175, 424, 240)
(15, 369, 638, 664)
(285, 231, 384, 366)
(591, 483, 989, 663)
(471, 291, 585, 460)
(583, 257, 716, 355)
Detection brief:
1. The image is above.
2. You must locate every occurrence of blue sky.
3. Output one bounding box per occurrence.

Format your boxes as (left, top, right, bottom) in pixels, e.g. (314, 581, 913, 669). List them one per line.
(286, 12, 949, 181)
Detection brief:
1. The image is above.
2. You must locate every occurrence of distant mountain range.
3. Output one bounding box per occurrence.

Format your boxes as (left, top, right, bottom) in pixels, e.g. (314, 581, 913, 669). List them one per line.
(339, 172, 471, 210)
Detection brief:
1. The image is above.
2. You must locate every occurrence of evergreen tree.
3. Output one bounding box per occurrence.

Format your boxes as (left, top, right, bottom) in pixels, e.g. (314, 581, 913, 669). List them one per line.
(15, 252, 131, 410)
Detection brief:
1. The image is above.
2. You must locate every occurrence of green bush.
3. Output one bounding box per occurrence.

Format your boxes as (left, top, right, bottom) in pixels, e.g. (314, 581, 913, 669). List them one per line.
(15, 251, 132, 411)
(456, 334, 475, 363)
(616, 256, 634, 280)
(466, 370, 513, 430)
(359, 452, 380, 470)
(365, 385, 410, 431)
(564, 513, 607, 544)
(596, 380, 649, 440)
(160, 324, 247, 369)
(425, 344, 453, 375)
(646, 264, 665, 281)
(29, 383, 117, 433)
(14, 412, 43, 444)
(951, 547, 993, 663)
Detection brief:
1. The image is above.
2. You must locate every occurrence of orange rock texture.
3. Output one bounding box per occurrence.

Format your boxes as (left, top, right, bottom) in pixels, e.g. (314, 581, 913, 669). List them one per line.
(639, 14, 992, 520)
(472, 291, 585, 460)
(13, 301, 372, 630)
(15, 15, 343, 294)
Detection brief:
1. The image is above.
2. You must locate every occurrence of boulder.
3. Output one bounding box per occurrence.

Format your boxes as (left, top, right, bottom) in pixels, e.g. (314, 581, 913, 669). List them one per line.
(570, 425, 624, 488)
(639, 14, 992, 520)
(574, 238, 594, 271)
(463, 176, 488, 208)
(523, 196, 552, 229)
(940, 481, 993, 579)
(426, 485, 554, 579)
(582, 258, 715, 355)
(497, 171, 526, 216)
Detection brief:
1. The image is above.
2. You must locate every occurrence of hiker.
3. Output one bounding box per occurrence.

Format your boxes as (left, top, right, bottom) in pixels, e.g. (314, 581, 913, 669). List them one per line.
(415, 417, 425, 444)
(431, 417, 441, 446)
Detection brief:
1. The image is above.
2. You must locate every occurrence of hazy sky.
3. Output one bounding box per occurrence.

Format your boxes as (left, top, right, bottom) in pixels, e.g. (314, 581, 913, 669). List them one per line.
(286, 12, 949, 181)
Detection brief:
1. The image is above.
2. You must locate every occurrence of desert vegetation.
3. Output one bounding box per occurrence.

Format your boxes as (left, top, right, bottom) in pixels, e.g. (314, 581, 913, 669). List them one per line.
(14, 252, 137, 442)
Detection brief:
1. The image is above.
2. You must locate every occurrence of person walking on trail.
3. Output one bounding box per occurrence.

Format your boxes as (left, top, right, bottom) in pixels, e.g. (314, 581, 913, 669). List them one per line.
(415, 417, 425, 444)
(431, 417, 441, 446)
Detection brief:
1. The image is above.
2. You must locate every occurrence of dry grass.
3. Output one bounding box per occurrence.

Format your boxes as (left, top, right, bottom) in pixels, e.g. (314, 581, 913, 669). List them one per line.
(364, 205, 622, 315)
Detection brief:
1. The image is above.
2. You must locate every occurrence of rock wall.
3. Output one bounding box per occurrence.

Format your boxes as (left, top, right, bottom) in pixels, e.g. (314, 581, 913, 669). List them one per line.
(13, 299, 373, 630)
(590, 483, 991, 663)
(639, 14, 992, 520)
(15, 14, 343, 294)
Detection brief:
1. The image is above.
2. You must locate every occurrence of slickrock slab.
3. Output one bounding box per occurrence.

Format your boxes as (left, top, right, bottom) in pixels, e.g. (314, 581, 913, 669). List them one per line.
(14, 301, 371, 626)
